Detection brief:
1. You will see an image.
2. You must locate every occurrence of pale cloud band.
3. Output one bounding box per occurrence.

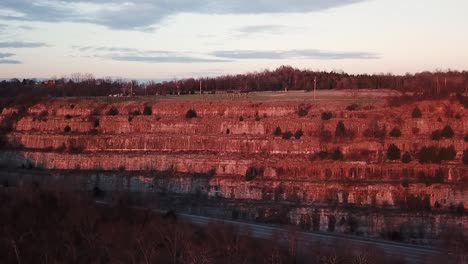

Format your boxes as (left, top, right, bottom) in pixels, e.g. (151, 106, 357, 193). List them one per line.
(0, 0, 366, 30)
(78, 46, 379, 63)
(0, 42, 48, 48)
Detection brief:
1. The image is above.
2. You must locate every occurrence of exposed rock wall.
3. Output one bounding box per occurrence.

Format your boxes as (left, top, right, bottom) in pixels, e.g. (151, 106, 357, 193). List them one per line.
(1, 97, 467, 239)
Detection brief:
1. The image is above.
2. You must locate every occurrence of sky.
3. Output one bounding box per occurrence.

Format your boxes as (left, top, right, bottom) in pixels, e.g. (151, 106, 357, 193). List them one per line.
(0, 0, 467, 80)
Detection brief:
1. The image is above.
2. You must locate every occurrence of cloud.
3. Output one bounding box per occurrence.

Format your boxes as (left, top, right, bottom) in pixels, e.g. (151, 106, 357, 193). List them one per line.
(237, 25, 288, 35)
(0, 41, 48, 48)
(18, 25, 35, 30)
(0, 59, 21, 64)
(104, 55, 231, 63)
(0, 52, 15, 58)
(0, 0, 367, 30)
(75, 45, 377, 63)
(0, 52, 22, 63)
(75, 45, 230, 63)
(212, 49, 379, 60)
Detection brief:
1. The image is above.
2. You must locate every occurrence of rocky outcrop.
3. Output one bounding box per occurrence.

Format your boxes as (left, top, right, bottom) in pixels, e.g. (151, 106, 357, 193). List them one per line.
(1, 97, 467, 239)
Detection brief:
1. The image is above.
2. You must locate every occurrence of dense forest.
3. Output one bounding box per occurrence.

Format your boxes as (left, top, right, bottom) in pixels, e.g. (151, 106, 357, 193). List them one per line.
(1, 66, 468, 100)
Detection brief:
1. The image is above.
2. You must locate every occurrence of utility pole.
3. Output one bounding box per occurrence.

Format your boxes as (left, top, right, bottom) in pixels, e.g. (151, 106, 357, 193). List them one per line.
(314, 77, 317, 101)
(199, 79, 202, 95)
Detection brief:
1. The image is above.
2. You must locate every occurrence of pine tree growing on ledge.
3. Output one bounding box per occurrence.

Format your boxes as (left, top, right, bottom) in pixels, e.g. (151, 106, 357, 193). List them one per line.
(387, 144, 401, 160)
(143, 106, 152, 116)
(402, 152, 412, 164)
(245, 167, 257, 181)
(441, 125, 454, 138)
(274, 127, 282, 136)
(294, 129, 304, 139)
(186, 109, 197, 119)
(412, 107, 422, 118)
(389, 128, 402, 138)
(107, 107, 119, 116)
(335, 121, 347, 138)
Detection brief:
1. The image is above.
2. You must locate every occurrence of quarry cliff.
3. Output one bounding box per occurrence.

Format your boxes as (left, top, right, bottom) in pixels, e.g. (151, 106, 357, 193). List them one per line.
(0, 94, 467, 242)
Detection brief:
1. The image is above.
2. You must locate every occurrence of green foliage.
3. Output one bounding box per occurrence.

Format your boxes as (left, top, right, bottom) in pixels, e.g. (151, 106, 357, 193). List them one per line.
(297, 104, 311, 117)
(245, 167, 258, 181)
(331, 148, 343, 161)
(143, 106, 152, 115)
(273, 127, 282, 136)
(401, 179, 409, 188)
(463, 150, 468, 165)
(185, 109, 197, 119)
(63, 125, 71, 133)
(441, 125, 454, 138)
(404, 195, 431, 211)
(346, 104, 359, 111)
(239, 116, 244, 122)
(389, 128, 401, 138)
(226, 128, 230, 135)
(107, 107, 119, 116)
(417, 145, 456, 164)
(417, 170, 444, 186)
(401, 152, 412, 164)
(65, 114, 72, 119)
(92, 118, 100, 128)
(439, 145, 457, 161)
(335, 121, 346, 137)
(282, 131, 293, 139)
(412, 106, 422, 118)
(431, 130, 442, 140)
(37, 110, 48, 121)
(131, 110, 141, 116)
(294, 129, 304, 139)
(387, 144, 401, 160)
(321, 112, 333, 120)
(317, 151, 328, 160)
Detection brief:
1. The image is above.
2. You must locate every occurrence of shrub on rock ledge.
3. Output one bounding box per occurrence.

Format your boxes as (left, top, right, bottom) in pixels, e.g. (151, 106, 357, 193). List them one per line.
(64, 125, 71, 133)
(431, 130, 442, 140)
(335, 121, 346, 137)
(387, 144, 401, 160)
(401, 152, 412, 164)
(297, 104, 311, 117)
(321, 112, 333, 120)
(143, 105, 152, 115)
(331, 148, 343, 161)
(346, 104, 359, 111)
(282, 131, 293, 140)
(412, 106, 422, 118)
(294, 129, 304, 139)
(441, 125, 454, 138)
(273, 127, 282, 136)
(245, 167, 258, 181)
(389, 128, 402, 138)
(186, 109, 197, 119)
(107, 107, 119, 116)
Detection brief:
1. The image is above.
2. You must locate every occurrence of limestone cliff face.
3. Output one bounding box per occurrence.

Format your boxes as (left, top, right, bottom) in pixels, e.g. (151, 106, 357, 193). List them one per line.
(1, 97, 467, 238)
